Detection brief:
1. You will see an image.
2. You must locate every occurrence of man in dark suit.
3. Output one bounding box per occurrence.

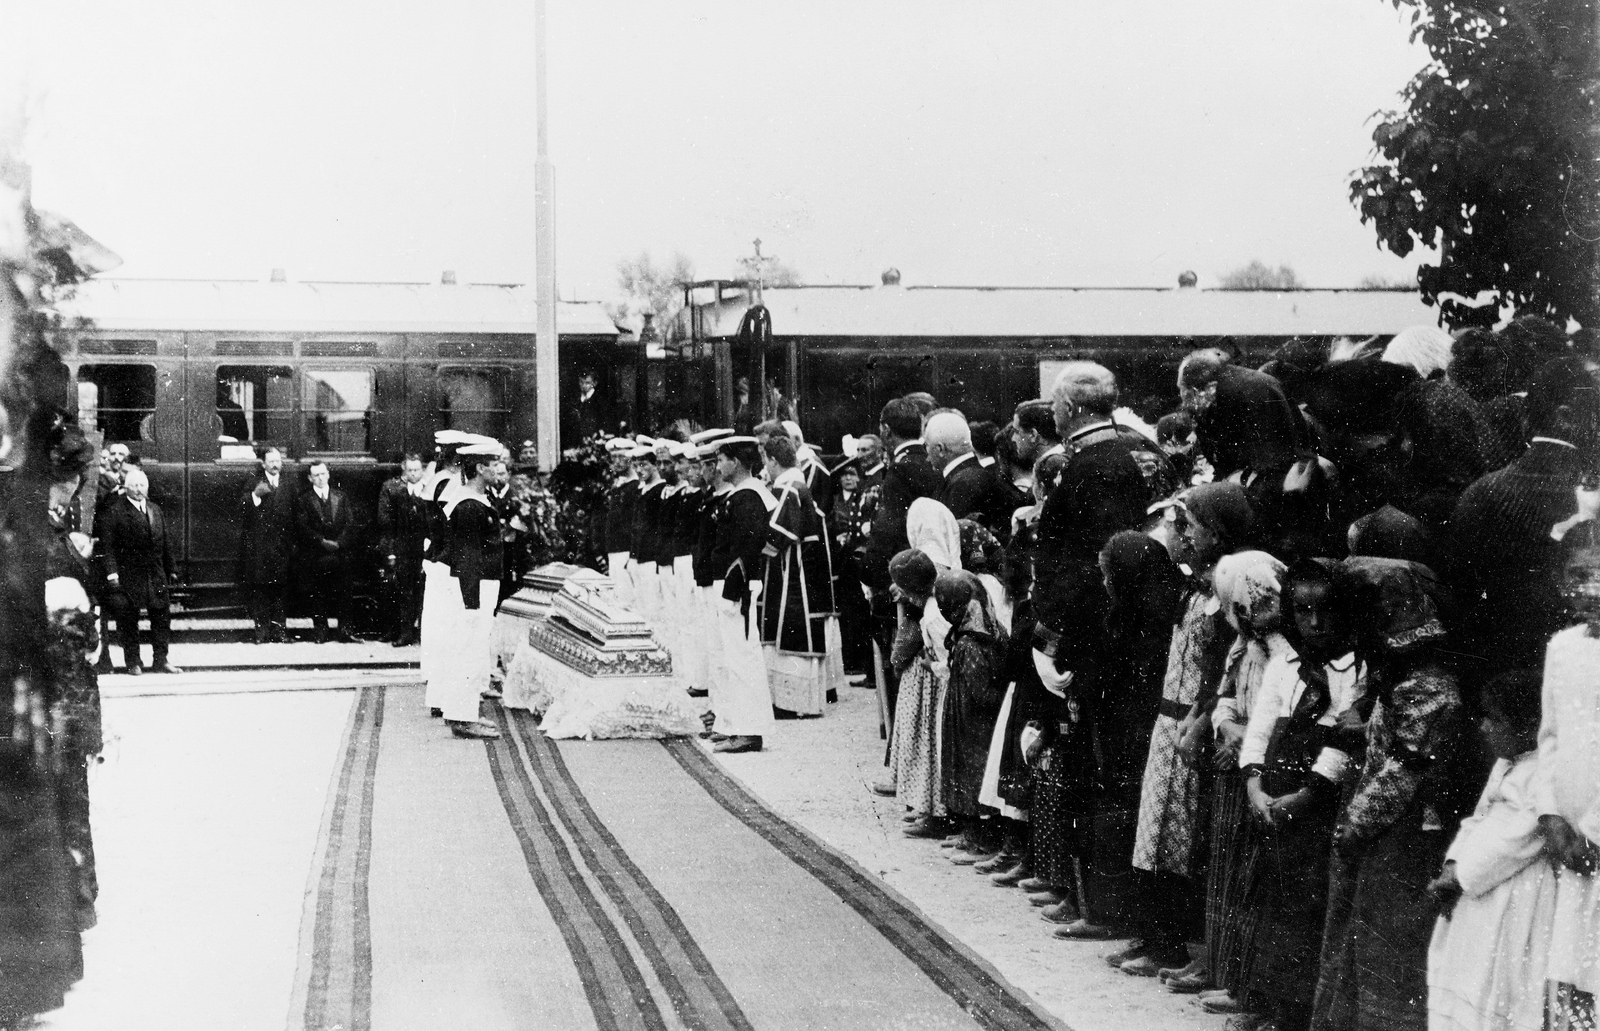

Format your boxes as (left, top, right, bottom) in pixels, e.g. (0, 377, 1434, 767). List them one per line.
(376, 452, 430, 646)
(89, 443, 129, 673)
(859, 397, 943, 786)
(860, 397, 943, 592)
(563, 369, 616, 447)
(296, 460, 358, 643)
(925, 410, 1010, 534)
(100, 466, 181, 674)
(1178, 350, 1307, 483)
(238, 446, 295, 643)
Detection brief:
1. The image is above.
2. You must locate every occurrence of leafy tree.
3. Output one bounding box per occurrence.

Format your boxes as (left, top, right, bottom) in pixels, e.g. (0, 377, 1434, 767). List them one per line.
(608, 251, 695, 345)
(1217, 260, 1304, 290)
(1349, 0, 1599, 327)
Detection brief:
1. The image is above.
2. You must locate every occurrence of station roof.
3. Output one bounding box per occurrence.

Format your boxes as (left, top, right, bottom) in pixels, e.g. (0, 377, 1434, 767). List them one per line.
(691, 284, 1444, 339)
(55, 278, 621, 337)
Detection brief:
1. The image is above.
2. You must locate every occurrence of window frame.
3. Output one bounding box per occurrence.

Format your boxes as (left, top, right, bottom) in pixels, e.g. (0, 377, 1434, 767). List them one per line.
(299, 364, 377, 458)
(436, 363, 513, 441)
(75, 362, 159, 446)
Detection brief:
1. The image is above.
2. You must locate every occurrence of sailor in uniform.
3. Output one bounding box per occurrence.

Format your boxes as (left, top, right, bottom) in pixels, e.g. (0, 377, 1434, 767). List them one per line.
(601, 436, 639, 608)
(420, 430, 469, 713)
(706, 436, 780, 753)
(438, 442, 506, 740)
(689, 430, 734, 702)
(629, 438, 666, 622)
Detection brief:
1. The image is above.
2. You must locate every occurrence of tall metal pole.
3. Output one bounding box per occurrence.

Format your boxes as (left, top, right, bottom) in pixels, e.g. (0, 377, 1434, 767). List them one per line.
(534, 0, 560, 468)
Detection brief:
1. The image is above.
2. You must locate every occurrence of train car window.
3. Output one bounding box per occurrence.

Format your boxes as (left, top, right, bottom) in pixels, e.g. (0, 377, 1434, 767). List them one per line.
(76, 364, 157, 445)
(216, 366, 295, 454)
(438, 366, 510, 439)
(301, 368, 374, 453)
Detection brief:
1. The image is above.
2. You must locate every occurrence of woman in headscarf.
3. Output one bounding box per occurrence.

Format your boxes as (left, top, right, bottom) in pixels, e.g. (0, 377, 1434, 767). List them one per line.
(1236, 559, 1367, 1031)
(1034, 531, 1183, 937)
(935, 570, 1009, 857)
(1347, 503, 1438, 569)
(907, 497, 961, 571)
(958, 519, 1010, 633)
(1311, 557, 1467, 1031)
(1388, 378, 1497, 533)
(1114, 483, 1248, 986)
(1191, 550, 1291, 994)
(887, 531, 960, 836)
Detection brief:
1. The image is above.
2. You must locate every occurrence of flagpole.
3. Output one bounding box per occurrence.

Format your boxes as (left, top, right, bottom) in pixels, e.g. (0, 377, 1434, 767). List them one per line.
(534, 0, 560, 469)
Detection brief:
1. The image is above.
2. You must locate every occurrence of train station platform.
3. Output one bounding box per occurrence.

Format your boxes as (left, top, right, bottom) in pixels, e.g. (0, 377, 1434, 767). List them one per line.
(39, 670, 1226, 1031)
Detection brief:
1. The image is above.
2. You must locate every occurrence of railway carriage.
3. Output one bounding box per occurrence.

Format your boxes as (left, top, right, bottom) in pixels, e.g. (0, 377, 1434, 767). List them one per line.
(54, 277, 620, 613)
(676, 279, 1446, 450)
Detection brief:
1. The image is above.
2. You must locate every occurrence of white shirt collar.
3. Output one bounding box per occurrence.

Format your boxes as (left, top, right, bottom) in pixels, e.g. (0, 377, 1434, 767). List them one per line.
(316, 488, 330, 501)
(773, 467, 806, 489)
(860, 461, 885, 477)
(942, 452, 976, 477)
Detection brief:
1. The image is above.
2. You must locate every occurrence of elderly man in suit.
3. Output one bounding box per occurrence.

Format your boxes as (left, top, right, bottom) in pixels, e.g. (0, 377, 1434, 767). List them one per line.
(239, 446, 296, 643)
(296, 460, 358, 643)
(100, 466, 181, 674)
(925, 410, 1010, 534)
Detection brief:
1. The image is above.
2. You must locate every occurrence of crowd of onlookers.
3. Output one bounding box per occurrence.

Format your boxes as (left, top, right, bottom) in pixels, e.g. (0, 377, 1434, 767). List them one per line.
(787, 319, 1599, 1031)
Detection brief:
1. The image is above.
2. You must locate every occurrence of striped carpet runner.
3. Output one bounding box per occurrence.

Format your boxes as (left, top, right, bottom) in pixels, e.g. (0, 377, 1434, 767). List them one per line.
(289, 686, 1066, 1031)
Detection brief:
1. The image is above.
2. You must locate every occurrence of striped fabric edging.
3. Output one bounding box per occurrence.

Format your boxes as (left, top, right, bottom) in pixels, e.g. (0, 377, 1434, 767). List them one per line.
(484, 705, 756, 1031)
(288, 685, 386, 1031)
(662, 737, 1069, 1031)
(507, 710, 756, 1031)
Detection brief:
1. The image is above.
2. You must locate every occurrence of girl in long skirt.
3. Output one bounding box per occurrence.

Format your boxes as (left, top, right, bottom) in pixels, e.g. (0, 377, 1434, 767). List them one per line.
(1311, 558, 1468, 1031)
(1192, 551, 1289, 989)
(1236, 559, 1366, 1031)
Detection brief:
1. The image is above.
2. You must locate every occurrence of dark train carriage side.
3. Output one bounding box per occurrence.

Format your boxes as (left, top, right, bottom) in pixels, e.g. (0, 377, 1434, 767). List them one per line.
(56, 278, 620, 614)
(684, 282, 1444, 449)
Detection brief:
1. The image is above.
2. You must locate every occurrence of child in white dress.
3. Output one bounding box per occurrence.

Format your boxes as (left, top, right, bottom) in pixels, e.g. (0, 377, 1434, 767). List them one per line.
(1426, 670, 1557, 1031)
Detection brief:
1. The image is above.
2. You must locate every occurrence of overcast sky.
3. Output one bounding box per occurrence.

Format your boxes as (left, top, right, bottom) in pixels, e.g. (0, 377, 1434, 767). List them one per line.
(10, 0, 1431, 300)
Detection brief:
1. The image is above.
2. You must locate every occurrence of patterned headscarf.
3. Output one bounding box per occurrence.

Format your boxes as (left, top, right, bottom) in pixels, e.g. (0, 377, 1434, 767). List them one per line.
(1341, 555, 1448, 653)
(908, 498, 962, 571)
(1212, 549, 1287, 635)
(935, 569, 1007, 645)
(957, 519, 1004, 576)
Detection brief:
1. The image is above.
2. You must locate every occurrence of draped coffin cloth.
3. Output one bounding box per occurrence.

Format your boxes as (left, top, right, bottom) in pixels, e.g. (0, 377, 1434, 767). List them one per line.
(492, 563, 613, 670)
(500, 578, 698, 739)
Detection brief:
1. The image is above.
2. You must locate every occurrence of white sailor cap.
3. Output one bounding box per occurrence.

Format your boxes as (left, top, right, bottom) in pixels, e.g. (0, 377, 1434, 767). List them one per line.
(604, 436, 634, 453)
(634, 434, 657, 448)
(668, 440, 697, 458)
(460, 433, 503, 449)
(459, 442, 503, 457)
(715, 435, 760, 450)
(434, 429, 472, 445)
(689, 427, 733, 445)
(627, 444, 659, 459)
